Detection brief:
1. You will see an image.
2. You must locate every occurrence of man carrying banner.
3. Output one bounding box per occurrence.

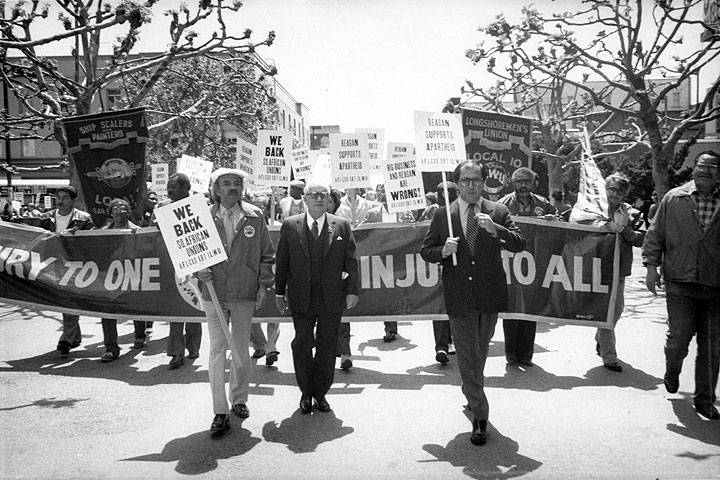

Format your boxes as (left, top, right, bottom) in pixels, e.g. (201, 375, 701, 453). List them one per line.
(498, 167, 557, 367)
(38, 186, 95, 357)
(421, 161, 526, 445)
(196, 168, 275, 432)
(275, 181, 360, 414)
(643, 150, 720, 420)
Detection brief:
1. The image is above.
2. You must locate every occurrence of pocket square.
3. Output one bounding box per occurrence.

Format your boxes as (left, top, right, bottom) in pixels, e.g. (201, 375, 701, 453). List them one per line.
(336, 235, 343, 241)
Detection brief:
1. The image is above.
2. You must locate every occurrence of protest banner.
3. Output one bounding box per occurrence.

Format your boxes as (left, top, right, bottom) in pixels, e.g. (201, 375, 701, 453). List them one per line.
(329, 132, 371, 189)
(382, 146, 426, 214)
(61, 107, 148, 227)
(176, 155, 214, 194)
(308, 150, 332, 185)
(1, 218, 616, 328)
(355, 128, 385, 185)
(235, 138, 257, 188)
(256, 129, 292, 186)
(413, 111, 466, 172)
(310, 125, 340, 150)
(461, 108, 533, 200)
(151, 163, 169, 199)
(291, 146, 313, 180)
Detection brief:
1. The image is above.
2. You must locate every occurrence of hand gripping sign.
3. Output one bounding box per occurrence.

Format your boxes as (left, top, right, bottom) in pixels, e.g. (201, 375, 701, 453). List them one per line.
(154, 193, 242, 364)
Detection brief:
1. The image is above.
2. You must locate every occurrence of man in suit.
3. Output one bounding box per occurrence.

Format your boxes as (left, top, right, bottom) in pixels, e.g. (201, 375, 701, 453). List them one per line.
(275, 181, 360, 414)
(421, 161, 526, 445)
(196, 168, 275, 432)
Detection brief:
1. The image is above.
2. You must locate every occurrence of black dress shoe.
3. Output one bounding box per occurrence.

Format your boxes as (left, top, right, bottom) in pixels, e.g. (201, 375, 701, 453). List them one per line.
(231, 403, 250, 418)
(519, 359, 534, 367)
(187, 351, 199, 359)
(603, 363, 622, 372)
(383, 332, 396, 342)
(299, 395, 313, 414)
(210, 414, 229, 432)
(314, 397, 331, 412)
(694, 403, 720, 420)
(266, 351, 279, 366)
(664, 371, 679, 394)
(340, 357, 353, 370)
(435, 351, 449, 364)
(470, 419, 487, 446)
(252, 349, 266, 359)
(168, 354, 184, 370)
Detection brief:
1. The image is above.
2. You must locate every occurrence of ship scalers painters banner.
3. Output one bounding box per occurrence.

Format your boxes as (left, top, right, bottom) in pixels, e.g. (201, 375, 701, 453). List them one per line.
(0, 219, 618, 328)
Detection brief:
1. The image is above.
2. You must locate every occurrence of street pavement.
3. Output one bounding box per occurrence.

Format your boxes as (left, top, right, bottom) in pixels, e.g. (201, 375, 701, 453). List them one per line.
(1, 249, 718, 479)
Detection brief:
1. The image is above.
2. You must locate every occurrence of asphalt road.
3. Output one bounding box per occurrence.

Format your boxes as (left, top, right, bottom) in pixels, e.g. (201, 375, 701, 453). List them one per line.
(1, 250, 718, 479)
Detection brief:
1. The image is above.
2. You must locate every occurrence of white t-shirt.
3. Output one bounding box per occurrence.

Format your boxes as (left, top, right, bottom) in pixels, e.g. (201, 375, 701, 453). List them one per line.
(55, 212, 73, 232)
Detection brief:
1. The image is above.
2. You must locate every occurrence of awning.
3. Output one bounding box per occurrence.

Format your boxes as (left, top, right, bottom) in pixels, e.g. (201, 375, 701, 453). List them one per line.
(0, 178, 70, 187)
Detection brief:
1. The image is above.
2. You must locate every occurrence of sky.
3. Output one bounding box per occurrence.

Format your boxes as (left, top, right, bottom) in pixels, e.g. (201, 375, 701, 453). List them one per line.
(17, 0, 720, 144)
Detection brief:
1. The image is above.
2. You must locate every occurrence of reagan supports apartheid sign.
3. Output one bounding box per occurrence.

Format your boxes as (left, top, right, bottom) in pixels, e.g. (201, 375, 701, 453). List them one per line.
(0, 219, 617, 327)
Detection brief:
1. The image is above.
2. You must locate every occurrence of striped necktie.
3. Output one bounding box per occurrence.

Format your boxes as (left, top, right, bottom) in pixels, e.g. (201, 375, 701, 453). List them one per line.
(466, 203, 479, 255)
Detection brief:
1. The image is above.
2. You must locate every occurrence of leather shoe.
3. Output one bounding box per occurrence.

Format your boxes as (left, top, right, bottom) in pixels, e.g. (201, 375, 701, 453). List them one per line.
(314, 397, 331, 412)
(168, 354, 184, 370)
(132, 338, 145, 349)
(231, 403, 250, 418)
(694, 403, 720, 420)
(603, 363, 622, 372)
(100, 351, 118, 363)
(187, 351, 199, 359)
(435, 351, 449, 364)
(210, 414, 229, 432)
(252, 349, 265, 359)
(299, 395, 313, 414)
(340, 357, 353, 370)
(266, 351, 279, 366)
(383, 332, 396, 342)
(664, 371, 679, 394)
(470, 419, 487, 446)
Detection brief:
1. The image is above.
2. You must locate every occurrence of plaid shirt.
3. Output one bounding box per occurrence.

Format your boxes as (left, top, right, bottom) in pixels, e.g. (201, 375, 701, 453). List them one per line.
(691, 186, 720, 230)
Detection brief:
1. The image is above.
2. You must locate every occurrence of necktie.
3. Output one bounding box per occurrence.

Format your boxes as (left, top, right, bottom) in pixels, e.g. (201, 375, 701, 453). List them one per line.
(224, 209, 235, 246)
(466, 203, 479, 255)
(311, 220, 319, 240)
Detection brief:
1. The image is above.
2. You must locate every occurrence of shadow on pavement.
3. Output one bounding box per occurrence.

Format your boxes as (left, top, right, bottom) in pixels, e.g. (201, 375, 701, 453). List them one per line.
(357, 335, 418, 352)
(262, 409, 353, 453)
(667, 396, 720, 450)
(0, 396, 89, 411)
(422, 422, 543, 479)
(122, 422, 261, 475)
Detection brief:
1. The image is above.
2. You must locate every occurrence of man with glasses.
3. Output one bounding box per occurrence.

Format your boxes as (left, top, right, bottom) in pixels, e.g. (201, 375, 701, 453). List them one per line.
(275, 181, 360, 414)
(421, 161, 526, 445)
(643, 150, 720, 420)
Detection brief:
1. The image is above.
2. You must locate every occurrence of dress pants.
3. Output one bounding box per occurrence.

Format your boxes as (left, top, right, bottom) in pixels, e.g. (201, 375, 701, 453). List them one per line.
(384, 321, 398, 335)
(595, 278, 625, 364)
(101, 319, 149, 354)
(336, 322, 351, 356)
(58, 313, 82, 348)
(664, 281, 720, 408)
(251, 322, 280, 353)
(433, 320, 452, 353)
(291, 299, 341, 399)
(167, 322, 202, 357)
(449, 311, 497, 422)
(503, 319, 536, 363)
(204, 299, 254, 415)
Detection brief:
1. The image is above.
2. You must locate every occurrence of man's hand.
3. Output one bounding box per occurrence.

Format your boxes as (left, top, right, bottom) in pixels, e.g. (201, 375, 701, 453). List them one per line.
(607, 221, 624, 233)
(475, 212, 497, 236)
(645, 267, 662, 295)
(346, 294, 359, 310)
(275, 295, 288, 315)
(442, 237, 459, 258)
(256, 288, 270, 309)
(196, 268, 212, 282)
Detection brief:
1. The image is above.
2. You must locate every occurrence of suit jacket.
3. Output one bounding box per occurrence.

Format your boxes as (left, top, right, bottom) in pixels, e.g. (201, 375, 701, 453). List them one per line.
(420, 199, 526, 316)
(34, 208, 96, 232)
(275, 213, 359, 315)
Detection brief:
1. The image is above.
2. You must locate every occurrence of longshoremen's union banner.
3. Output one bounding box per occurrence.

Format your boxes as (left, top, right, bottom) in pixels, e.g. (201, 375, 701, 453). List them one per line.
(0, 219, 618, 327)
(61, 107, 149, 227)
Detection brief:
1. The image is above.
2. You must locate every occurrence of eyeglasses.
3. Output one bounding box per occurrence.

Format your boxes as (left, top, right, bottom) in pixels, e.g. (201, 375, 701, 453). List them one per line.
(306, 192, 329, 200)
(458, 178, 484, 187)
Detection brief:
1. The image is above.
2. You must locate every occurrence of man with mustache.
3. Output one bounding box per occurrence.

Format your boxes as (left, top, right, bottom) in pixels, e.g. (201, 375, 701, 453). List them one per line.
(643, 150, 720, 420)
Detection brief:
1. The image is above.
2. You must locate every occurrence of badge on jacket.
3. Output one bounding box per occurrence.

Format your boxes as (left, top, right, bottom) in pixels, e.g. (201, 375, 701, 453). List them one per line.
(243, 225, 255, 237)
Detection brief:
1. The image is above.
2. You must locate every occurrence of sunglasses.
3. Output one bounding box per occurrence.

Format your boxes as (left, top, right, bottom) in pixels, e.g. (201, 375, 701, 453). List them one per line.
(306, 192, 329, 200)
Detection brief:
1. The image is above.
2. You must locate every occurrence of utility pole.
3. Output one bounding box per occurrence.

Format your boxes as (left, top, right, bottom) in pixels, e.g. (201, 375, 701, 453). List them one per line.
(1, 0, 15, 206)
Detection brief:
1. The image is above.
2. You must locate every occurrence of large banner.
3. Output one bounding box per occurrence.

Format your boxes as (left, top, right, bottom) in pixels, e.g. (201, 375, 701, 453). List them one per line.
(61, 107, 148, 227)
(461, 109, 533, 201)
(0, 219, 617, 327)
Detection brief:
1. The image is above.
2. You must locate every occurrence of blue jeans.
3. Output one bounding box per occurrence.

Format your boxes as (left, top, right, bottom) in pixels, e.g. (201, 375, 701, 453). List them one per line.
(664, 281, 720, 407)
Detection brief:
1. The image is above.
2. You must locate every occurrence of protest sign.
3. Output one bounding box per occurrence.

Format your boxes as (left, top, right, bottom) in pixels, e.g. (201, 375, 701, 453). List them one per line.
(153, 193, 227, 277)
(291, 146, 313, 180)
(570, 131, 609, 223)
(151, 163, 168, 199)
(61, 107, 148, 226)
(236, 138, 257, 188)
(355, 127, 385, 185)
(310, 125, 340, 150)
(256, 129, 292, 186)
(413, 111, 466, 172)
(329, 132, 371, 189)
(382, 146, 426, 214)
(461, 109, 533, 200)
(43, 195, 53, 210)
(176, 155, 214, 194)
(308, 150, 332, 185)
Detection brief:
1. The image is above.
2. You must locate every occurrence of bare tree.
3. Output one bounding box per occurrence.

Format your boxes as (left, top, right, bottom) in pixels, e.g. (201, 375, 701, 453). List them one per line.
(464, 0, 719, 196)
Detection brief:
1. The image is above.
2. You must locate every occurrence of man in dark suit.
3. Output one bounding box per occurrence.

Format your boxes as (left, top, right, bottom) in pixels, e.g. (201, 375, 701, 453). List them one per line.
(275, 181, 360, 414)
(421, 161, 526, 446)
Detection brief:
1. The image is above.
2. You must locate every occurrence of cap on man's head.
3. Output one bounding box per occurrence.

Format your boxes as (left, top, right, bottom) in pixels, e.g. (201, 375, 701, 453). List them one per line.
(210, 168, 246, 185)
(289, 180, 306, 189)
